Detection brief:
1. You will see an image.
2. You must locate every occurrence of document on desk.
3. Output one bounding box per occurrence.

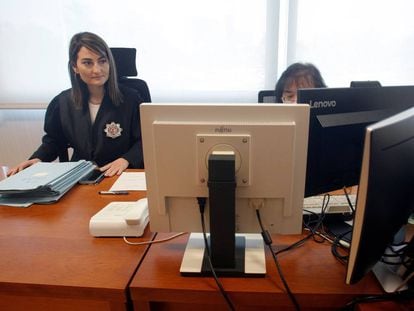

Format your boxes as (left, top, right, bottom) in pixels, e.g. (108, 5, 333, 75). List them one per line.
(0, 160, 94, 207)
(0, 161, 93, 193)
(109, 172, 147, 191)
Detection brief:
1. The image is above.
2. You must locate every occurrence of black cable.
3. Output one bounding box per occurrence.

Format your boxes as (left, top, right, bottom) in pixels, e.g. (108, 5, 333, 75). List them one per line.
(197, 197, 236, 311)
(302, 194, 331, 245)
(342, 187, 355, 214)
(302, 192, 352, 264)
(341, 289, 414, 311)
(379, 243, 410, 266)
(390, 241, 410, 248)
(274, 233, 313, 256)
(276, 195, 333, 258)
(380, 255, 413, 267)
(386, 243, 409, 255)
(330, 229, 352, 265)
(256, 208, 301, 311)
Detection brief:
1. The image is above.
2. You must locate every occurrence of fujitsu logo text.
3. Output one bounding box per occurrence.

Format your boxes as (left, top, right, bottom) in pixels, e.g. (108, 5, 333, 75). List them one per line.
(309, 100, 337, 108)
(214, 126, 232, 133)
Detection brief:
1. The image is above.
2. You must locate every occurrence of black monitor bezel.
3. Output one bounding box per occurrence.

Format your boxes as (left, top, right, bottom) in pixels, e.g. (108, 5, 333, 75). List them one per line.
(346, 107, 414, 286)
(298, 85, 414, 197)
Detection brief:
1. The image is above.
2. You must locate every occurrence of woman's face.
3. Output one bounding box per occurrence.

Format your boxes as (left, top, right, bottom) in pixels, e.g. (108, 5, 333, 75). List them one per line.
(72, 46, 109, 88)
(282, 78, 315, 103)
(281, 82, 299, 103)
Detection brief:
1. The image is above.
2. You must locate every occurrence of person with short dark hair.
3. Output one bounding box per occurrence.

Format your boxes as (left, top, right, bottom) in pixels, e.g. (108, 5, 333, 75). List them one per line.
(275, 62, 326, 103)
(8, 32, 143, 177)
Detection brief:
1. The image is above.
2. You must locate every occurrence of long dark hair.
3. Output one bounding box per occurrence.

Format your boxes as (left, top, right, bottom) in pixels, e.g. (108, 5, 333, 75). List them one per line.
(68, 32, 122, 108)
(275, 62, 326, 103)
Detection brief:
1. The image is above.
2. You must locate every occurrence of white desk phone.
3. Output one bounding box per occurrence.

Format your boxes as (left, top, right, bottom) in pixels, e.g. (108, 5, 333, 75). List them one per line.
(89, 198, 149, 237)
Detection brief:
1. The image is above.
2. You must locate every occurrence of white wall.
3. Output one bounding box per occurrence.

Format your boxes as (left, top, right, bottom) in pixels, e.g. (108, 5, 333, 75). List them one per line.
(0, 109, 45, 166)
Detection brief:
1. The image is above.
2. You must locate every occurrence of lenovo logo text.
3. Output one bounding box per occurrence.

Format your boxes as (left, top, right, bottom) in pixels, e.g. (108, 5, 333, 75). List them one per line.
(309, 100, 337, 108)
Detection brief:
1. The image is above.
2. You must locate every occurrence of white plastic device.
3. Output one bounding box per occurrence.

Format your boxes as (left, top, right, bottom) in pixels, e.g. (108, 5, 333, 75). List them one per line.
(89, 198, 149, 237)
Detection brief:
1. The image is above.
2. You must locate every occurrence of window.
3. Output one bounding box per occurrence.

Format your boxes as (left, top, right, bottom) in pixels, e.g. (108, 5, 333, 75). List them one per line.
(2, 1, 413, 103)
(284, 0, 414, 87)
(0, 0, 276, 104)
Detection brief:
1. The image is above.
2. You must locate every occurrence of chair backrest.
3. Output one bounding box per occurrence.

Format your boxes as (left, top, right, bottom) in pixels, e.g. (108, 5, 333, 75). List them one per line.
(258, 90, 277, 103)
(110, 47, 152, 102)
(350, 81, 382, 88)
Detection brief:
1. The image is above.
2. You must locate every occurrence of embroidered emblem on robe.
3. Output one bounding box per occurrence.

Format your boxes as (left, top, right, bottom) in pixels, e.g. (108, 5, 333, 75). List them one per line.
(104, 122, 123, 139)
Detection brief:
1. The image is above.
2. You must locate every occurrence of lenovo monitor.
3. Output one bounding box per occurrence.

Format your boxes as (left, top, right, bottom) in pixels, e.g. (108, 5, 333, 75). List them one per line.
(298, 85, 414, 197)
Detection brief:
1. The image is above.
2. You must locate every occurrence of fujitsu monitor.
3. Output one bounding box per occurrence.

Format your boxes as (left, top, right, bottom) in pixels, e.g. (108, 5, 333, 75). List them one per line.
(140, 103, 309, 276)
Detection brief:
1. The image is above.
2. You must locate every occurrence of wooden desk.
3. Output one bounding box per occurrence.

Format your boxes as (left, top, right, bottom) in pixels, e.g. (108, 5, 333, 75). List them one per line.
(129, 232, 383, 311)
(0, 173, 153, 311)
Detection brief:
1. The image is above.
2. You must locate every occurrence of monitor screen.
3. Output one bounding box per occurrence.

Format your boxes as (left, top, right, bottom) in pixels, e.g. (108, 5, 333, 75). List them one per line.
(346, 106, 414, 292)
(140, 103, 309, 275)
(298, 85, 414, 197)
(258, 90, 277, 103)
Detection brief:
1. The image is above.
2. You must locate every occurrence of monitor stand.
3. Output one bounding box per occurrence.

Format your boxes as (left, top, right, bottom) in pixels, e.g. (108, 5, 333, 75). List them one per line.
(373, 230, 413, 293)
(180, 232, 266, 277)
(373, 261, 408, 293)
(180, 153, 266, 277)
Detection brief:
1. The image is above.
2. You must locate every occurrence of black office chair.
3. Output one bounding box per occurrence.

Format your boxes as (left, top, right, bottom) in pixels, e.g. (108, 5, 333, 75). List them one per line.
(110, 47, 152, 102)
(350, 81, 381, 88)
(258, 90, 277, 103)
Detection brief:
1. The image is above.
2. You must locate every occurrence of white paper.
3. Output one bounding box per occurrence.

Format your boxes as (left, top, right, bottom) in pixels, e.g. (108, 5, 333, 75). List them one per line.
(109, 172, 147, 191)
(0, 166, 8, 181)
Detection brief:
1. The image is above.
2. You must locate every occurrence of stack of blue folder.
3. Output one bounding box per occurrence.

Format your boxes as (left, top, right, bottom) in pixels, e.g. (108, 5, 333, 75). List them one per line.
(0, 160, 95, 207)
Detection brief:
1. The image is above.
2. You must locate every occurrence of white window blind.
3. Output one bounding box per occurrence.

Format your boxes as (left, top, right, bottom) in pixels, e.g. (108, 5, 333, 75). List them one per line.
(284, 0, 414, 87)
(0, 0, 277, 104)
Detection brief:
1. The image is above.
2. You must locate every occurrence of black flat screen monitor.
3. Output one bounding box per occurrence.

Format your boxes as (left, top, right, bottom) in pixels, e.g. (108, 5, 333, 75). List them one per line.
(298, 85, 414, 197)
(346, 106, 414, 292)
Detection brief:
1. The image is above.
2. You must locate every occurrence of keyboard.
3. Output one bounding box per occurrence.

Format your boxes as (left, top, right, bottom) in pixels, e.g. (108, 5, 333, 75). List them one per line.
(303, 194, 356, 214)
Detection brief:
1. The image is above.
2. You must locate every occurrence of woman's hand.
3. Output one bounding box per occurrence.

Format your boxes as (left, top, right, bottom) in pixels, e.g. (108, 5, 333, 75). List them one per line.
(99, 158, 129, 177)
(7, 158, 41, 177)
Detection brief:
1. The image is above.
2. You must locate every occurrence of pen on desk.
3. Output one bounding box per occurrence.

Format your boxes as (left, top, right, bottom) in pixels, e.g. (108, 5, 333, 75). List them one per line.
(99, 190, 129, 195)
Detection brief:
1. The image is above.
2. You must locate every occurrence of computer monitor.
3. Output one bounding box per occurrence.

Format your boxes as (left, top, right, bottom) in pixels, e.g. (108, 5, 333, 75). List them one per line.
(140, 103, 309, 276)
(346, 106, 414, 292)
(258, 90, 277, 103)
(298, 85, 414, 197)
